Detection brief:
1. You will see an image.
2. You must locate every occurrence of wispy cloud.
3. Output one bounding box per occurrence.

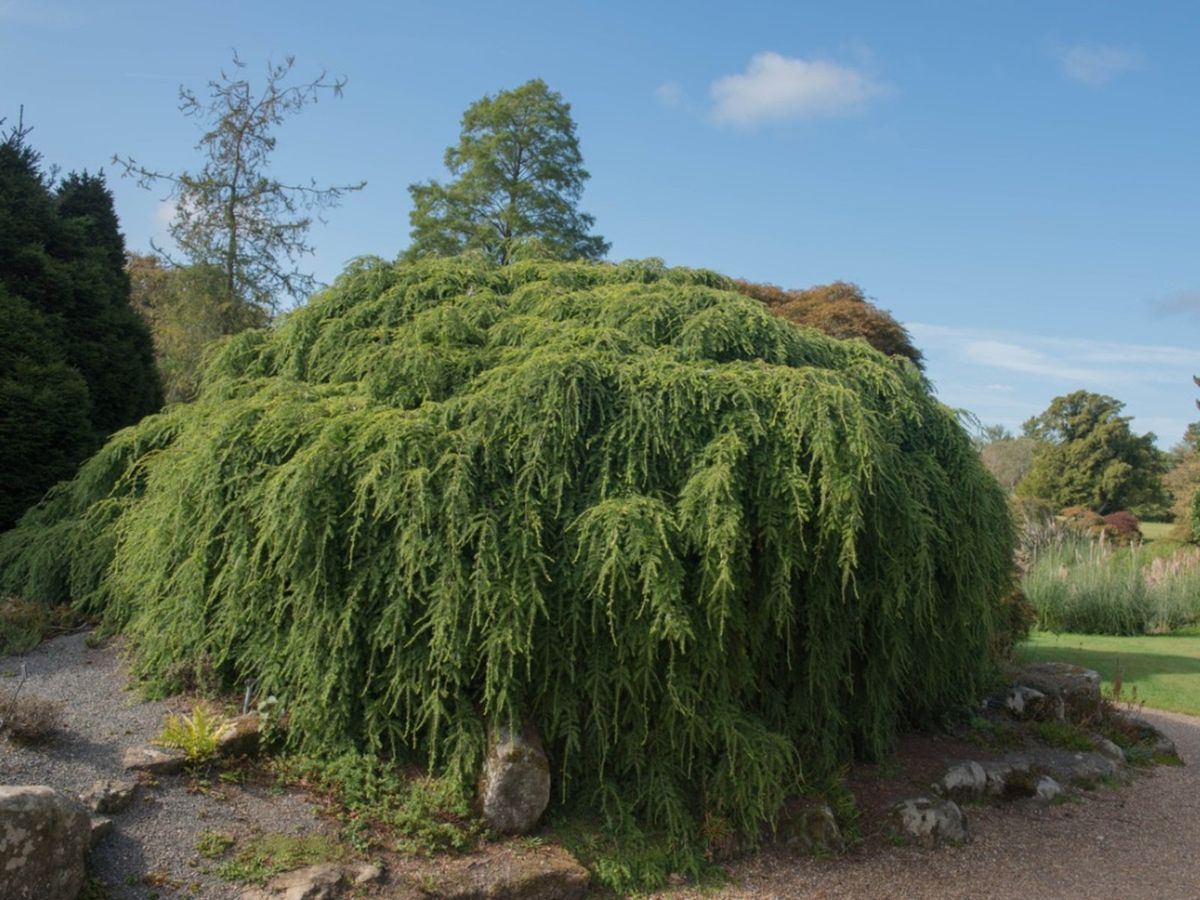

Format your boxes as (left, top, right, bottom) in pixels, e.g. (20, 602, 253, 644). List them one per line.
(1055, 42, 1140, 86)
(909, 323, 1199, 387)
(709, 51, 886, 127)
(1154, 288, 1200, 320)
(655, 81, 684, 108)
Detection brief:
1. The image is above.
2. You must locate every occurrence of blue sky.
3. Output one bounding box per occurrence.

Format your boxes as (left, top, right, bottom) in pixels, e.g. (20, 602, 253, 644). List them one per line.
(3, 0, 1198, 444)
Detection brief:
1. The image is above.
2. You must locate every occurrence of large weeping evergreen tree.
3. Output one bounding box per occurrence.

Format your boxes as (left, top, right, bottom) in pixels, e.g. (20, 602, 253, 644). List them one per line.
(0, 256, 1012, 845)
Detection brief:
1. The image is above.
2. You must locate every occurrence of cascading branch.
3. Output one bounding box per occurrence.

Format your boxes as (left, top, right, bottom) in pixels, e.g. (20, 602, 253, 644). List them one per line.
(0, 256, 1012, 842)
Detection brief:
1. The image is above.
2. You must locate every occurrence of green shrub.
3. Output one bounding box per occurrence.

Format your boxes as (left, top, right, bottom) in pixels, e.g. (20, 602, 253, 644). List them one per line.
(0, 257, 1013, 858)
(154, 705, 223, 764)
(0, 596, 49, 655)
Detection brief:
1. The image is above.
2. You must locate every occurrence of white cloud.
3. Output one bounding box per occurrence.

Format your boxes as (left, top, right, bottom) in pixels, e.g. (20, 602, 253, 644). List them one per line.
(655, 81, 684, 107)
(709, 51, 886, 127)
(1056, 42, 1140, 86)
(908, 322, 1200, 388)
(154, 199, 176, 227)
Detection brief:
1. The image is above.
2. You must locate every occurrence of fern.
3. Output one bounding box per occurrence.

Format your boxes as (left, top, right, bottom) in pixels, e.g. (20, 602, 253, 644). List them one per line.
(0, 257, 1013, 853)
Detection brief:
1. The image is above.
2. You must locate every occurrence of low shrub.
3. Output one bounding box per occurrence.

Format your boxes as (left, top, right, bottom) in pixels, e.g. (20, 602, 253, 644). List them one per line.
(216, 832, 344, 884)
(0, 597, 49, 655)
(1024, 539, 1200, 635)
(155, 705, 223, 764)
(1102, 511, 1141, 545)
(1, 693, 65, 745)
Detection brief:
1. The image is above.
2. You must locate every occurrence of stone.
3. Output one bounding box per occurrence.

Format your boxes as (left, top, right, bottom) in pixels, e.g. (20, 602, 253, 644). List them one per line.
(416, 846, 590, 899)
(1014, 747, 1118, 786)
(892, 797, 968, 847)
(0, 785, 91, 900)
(240, 863, 344, 900)
(777, 801, 843, 855)
(937, 761, 987, 801)
(980, 760, 1034, 799)
(1035, 776, 1064, 803)
(89, 816, 113, 849)
(216, 712, 262, 757)
(80, 778, 137, 813)
(1093, 736, 1126, 766)
(123, 745, 187, 775)
(1119, 715, 1179, 759)
(478, 722, 551, 835)
(1005, 685, 1062, 721)
(1013, 662, 1102, 723)
(347, 861, 383, 885)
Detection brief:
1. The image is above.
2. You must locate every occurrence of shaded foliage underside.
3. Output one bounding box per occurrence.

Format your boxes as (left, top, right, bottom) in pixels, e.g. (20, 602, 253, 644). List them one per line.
(0, 257, 1011, 844)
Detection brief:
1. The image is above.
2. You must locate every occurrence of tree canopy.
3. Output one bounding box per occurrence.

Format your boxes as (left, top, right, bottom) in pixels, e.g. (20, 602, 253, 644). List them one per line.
(0, 257, 1011, 858)
(733, 280, 924, 367)
(1018, 390, 1166, 514)
(115, 53, 365, 318)
(0, 121, 160, 530)
(405, 79, 608, 265)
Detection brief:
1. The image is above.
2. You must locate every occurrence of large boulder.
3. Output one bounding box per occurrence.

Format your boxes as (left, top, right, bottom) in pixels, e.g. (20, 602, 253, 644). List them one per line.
(0, 785, 91, 900)
(80, 778, 137, 814)
(892, 797, 968, 847)
(937, 760, 987, 802)
(479, 723, 551, 835)
(122, 745, 186, 775)
(1013, 663, 1102, 723)
(215, 712, 262, 757)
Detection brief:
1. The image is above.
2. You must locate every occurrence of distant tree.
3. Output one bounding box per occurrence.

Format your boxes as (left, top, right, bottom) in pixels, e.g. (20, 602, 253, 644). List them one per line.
(0, 118, 160, 529)
(127, 253, 263, 403)
(1017, 390, 1166, 514)
(733, 280, 924, 367)
(980, 437, 1038, 494)
(115, 53, 364, 318)
(405, 79, 608, 265)
(1163, 430, 1200, 541)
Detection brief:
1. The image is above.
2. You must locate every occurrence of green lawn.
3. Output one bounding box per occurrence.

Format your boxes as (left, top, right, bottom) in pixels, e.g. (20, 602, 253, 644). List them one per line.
(1141, 521, 1176, 542)
(1018, 631, 1200, 717)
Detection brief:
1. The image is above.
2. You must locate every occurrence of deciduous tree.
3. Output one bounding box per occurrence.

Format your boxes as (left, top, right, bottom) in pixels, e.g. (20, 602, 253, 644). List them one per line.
(1018, 390, 1166, 514)
(405, 79, 608, 265)
(115, 53, 364, 318)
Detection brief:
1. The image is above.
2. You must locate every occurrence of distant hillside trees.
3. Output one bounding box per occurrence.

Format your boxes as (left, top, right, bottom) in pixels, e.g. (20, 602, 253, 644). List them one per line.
(733, 280, 924, 367)
(405, 79, 609, 265)
(0, 121, 161, 530)
(1017, 390, 1166, 515)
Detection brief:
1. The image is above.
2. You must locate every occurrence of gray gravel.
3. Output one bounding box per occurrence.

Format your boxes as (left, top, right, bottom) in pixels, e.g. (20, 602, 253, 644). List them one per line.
(0, 631, 327, 899)
(663, 709, 1200, 899)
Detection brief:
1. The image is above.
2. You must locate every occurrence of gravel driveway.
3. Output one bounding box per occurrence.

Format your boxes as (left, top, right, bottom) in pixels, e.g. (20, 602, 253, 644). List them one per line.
(5, 632, 1199, 899)
(0, 631, 327, 899)
(666, 709, 1200, 899)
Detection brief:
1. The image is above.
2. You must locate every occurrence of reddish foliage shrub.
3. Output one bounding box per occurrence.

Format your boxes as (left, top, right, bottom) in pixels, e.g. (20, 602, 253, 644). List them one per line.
(1060, 506, 1119, 542)
(1102, 511, 1142, 545)
(733, 280, 923, 367)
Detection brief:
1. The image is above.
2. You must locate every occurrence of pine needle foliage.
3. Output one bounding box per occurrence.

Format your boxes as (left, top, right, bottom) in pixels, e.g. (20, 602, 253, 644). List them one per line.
(0, 256, 1011, 848)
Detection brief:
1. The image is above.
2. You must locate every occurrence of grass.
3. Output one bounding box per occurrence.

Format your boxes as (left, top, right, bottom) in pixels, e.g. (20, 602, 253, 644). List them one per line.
(1018, 630, 1200, 717)
(214, 832, 344, 884)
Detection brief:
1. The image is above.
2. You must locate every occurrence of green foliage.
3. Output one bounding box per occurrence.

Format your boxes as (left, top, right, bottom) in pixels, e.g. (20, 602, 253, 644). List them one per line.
(1023, 533, 1200, 635)
(1018, 391, 1166, 515)
(276, 752, 480, 855)
(0, 257, 1012, 852)
(195, 830, 235, 859)
(155, 705, 223, 763)
(1032, 720, 1095, 752)
(127, 254, 266, 404)
(406, 79, 608, 265)
(0, 596, 50, 654)
(215, 832, 344, 884)
(0, 123, 160, 529)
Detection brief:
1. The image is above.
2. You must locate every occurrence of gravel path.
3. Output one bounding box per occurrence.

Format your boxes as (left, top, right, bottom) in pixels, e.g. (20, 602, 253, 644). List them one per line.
(666, 709, 1200, 899)
(5, 633, 1199, 899)
(0, 632, 327, 899)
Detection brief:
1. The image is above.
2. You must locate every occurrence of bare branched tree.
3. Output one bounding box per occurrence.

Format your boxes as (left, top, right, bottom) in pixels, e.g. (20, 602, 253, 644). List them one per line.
(115, 53, 365, 318)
